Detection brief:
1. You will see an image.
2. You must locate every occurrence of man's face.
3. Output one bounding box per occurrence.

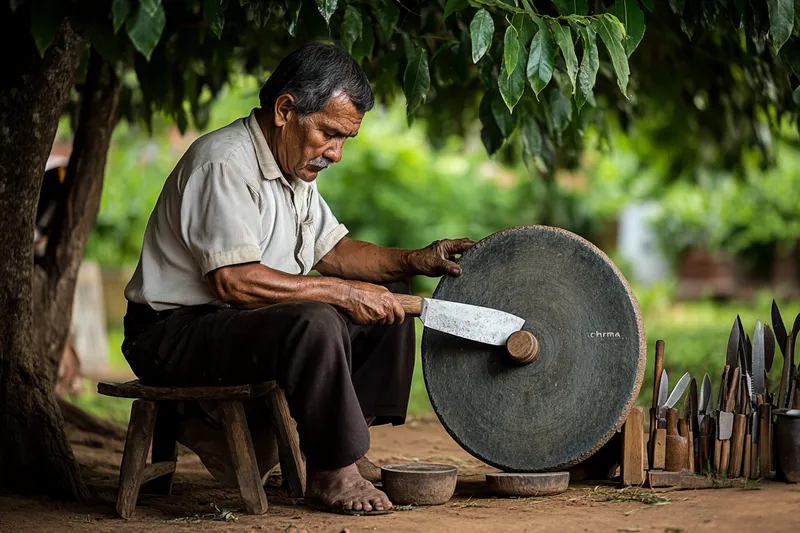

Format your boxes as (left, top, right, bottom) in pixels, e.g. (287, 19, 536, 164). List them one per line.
(273, 92, 364, 182)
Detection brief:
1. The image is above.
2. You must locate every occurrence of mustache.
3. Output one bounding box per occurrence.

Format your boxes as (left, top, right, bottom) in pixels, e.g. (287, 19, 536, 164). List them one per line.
(308, 156, 334, 169)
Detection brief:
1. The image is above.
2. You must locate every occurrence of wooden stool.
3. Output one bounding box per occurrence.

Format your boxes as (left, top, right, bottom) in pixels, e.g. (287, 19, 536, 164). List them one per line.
(97, 380, 305, 518)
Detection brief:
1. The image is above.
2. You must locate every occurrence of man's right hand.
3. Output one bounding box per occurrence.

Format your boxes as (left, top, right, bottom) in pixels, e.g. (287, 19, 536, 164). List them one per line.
(343, 281, 406, 325)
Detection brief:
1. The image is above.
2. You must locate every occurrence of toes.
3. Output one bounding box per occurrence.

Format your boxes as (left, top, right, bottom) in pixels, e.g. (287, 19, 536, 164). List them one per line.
(362, 500, 373, 512)
(352, 500, 363, 512)
(342, 500, 353, 512)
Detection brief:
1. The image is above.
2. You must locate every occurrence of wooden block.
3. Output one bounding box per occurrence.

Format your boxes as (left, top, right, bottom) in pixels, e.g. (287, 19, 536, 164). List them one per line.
(621, 407, 645, 486)
(116, 400, 158, 519)
(220, 400, 268, 515)
(652, 429, 667, 470)
(647, 470, 680, 488)
(728, 414, 746, 478)
(268, 387, 306, 498)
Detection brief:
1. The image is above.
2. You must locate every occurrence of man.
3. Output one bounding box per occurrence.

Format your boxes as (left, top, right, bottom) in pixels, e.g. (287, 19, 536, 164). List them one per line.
(122, 42, 473, 515)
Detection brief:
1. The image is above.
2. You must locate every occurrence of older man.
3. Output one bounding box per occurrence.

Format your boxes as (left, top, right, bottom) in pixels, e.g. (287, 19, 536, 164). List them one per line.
(122, 42, 472, 515)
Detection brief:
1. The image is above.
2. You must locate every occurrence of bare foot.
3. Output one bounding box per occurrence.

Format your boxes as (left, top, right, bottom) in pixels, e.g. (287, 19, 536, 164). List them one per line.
(356, 455, 382, 483)
(306, 463, 392, 513)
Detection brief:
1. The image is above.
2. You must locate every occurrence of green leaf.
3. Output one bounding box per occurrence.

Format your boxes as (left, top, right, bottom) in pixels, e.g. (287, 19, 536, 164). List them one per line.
(316, 0, 338, 24)
(444, 0, 469, 19)
(576, 26, 598, 111)
(404, 45, 430, 115)
(29, 6, 60, 56)
(126, 0, 166, 60)
(512, 12, 537, 46)
(352, 10, 374, 62)
(204, 0, 227, 39)
(782, 39, 800, 76)
(377, 0, 399, 39)
(793, 85, 800, 106)
(607, 0, 646, 56)
(112, 0, 131, 33)
(499, 43, 525, 112)
(342, 5, 362, 53)
(479, 92, 504, 154)
(527, 19, 554, 99)
(504, 25, 520, 79)
(470, 9, 494, 63)
(477, 54, 495, 87)
(89, 21, 121, 63)
(767, 0, 794, 52)
(552, 0, 588, 15)
(549, 21, 578, 95)
(668, 0, 686, 14)
(549, 89, 572, 133)
(594, 15, 629, 97)
(521, 113, 543, 157)
(286, 0, 302, 35)
(491, 90, 517, 136)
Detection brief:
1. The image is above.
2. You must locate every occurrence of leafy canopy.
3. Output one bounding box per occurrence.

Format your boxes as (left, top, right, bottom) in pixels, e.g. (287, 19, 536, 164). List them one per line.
(11, 0, 800, 174)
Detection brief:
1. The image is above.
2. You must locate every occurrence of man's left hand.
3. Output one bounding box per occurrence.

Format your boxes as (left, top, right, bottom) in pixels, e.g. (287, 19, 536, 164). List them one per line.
(406, 238, 476, 277)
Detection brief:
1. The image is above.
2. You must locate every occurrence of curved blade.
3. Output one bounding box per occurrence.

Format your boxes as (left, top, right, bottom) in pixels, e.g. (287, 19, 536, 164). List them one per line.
(699, 373, 711, 415)
(765, 325, 776, 373)
(726, 318, 740, 370)
(772, 300, 788, 358)
(657, 369, 668, 411)
(753, 319, 765, 397)
(420, 298, 525, 346)
(665, 372, 691, 409)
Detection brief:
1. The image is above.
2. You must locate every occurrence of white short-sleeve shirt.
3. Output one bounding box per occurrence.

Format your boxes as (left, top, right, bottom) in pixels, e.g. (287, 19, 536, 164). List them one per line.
(124, 109, 349, 311)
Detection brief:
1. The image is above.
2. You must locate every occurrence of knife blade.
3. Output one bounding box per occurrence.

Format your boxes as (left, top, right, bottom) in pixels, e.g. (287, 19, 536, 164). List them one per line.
(664, 372, 691, 412)
(765, 325, 776, 373)
(658, 369, 669, 413)
(395, 294, 524, 346)
(726, 318, 740, 370)
(719, 367, 739, 441)
(779, 332, 794, 409)
(752, 319, 766, 398)
(772, 299, 788, 359)
(698, 373, 711, 428)
(688, 377, 699, 435)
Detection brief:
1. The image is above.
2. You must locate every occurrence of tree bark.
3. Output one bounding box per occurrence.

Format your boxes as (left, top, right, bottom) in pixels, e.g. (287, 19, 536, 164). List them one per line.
(0, 17, 89, 499)
(33, 50, 120, 382)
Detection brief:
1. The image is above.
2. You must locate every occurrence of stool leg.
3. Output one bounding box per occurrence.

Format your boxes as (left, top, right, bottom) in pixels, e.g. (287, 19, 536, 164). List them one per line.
(219, 400, 268, 515)
(268, 387, 306, 498)
(141, 401, 179, 495)
(117, 400, 158, 518)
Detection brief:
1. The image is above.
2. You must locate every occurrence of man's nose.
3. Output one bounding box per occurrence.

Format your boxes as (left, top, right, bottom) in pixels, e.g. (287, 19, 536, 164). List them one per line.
(324, 140, 343, 163)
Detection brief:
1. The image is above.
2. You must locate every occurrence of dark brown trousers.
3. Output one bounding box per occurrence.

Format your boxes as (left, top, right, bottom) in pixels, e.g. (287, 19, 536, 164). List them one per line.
(121, 281, 416, 470)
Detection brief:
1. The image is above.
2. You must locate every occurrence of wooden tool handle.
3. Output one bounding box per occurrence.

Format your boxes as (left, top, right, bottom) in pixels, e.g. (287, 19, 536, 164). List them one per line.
(393, 294, 423, 316)
(759, 403, 772, 478)
(666, 408, 679, 436)
(728, 414, 746, 477)
(726, 368, 739, 412)
(665, 409, 687, 472)
(653, 340, 665, 409)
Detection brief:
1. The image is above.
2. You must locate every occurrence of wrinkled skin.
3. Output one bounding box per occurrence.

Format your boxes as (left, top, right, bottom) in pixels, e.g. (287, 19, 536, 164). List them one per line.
(262, 92, 361, 182)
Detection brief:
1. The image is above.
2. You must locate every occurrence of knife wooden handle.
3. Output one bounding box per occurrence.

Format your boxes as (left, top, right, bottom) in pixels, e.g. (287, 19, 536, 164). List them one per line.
(505, 330, 539, 364)
(713, 439, 722, 471)
(653, 429, 667, 470)
(687, 431, 695, 473)
(665, 409, 687, 472)
(743, 436, 751, 479)
(393, 294, 423, 316)
(720, 439, 731, 474)
(698, 431, 708, 474)
(653, 340, 665, 409)
(759, 403, 772, 478)
(728, 414, 746, 477)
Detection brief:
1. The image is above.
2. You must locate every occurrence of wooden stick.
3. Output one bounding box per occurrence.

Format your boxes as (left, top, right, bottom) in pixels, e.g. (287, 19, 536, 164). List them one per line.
(621, 407, 645, 486)
(728, 414, 746, 478)
(759, 403, 772, 479)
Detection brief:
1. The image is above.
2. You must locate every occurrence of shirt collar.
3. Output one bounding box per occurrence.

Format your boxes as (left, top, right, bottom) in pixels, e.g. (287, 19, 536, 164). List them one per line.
(245, 109, 283, 181)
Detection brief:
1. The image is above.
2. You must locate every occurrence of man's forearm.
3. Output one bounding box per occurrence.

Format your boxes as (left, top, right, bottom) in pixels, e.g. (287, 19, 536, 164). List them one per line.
(208, 262, 352, 309)
(314, 237, 414, 283)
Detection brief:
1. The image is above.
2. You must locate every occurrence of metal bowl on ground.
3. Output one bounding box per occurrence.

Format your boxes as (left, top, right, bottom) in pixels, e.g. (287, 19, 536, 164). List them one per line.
(485, 472, 570, 497)
(380, 463, 458, 505)
(774, 409, 800, 483)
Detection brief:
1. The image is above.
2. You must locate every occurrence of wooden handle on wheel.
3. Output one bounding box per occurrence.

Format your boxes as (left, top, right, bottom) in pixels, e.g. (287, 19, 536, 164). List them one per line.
(393, 294, 423, 316)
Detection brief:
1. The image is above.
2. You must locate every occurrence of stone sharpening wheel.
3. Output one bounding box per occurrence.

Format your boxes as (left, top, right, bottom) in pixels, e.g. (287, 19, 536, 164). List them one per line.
(421, 226, 647, 472)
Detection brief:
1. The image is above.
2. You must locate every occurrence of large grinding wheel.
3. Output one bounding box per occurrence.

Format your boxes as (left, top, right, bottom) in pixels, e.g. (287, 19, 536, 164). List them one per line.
(422, 226, 646, 472)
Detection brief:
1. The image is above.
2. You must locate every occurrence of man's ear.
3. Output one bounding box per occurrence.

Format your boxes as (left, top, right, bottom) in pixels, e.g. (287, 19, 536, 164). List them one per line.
(273, 94, 296, 127)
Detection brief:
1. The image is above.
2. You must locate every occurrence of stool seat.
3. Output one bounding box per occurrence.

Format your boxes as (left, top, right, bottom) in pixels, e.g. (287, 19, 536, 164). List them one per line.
(98, 379, 305, 518)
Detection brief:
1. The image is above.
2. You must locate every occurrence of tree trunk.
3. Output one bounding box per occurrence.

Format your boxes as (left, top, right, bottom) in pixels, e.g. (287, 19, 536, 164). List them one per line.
(33, 50, 120, 383)
(0, 16, 89, 499)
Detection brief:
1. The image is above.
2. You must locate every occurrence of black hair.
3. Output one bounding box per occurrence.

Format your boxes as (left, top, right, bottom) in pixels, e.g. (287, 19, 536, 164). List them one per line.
(259, 42, 374, 116)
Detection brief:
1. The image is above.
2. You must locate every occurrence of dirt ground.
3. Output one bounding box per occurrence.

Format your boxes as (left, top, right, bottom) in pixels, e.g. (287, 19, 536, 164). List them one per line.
(2, 415, 800, 533)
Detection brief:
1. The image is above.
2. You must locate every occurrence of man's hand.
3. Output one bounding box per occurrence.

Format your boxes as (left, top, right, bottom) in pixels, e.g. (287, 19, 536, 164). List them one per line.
(344, 281, 406, 325)
(406, 238, 476, 277)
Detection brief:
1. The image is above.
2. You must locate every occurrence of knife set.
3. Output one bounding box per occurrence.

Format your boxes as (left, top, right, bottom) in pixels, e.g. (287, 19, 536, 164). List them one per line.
(638, 300, 800, 486)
